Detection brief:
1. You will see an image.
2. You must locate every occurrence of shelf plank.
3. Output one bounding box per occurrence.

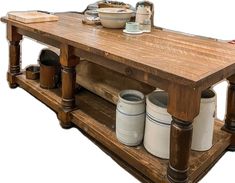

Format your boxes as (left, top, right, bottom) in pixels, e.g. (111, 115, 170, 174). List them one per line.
(15, 74, 231, 183)
(76, 60, 155, 104)
(16, 74, 62, 112)
(71, 109, 167, 183)
(189, 121, 231, 182)
(72, 90, 231, 183)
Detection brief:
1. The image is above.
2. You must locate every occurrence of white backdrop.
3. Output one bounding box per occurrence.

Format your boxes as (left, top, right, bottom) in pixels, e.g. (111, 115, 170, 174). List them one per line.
(0, 1, 234, 183)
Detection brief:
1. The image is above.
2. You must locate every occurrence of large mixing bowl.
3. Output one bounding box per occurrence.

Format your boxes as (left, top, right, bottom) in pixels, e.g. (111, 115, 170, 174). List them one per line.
(97, 8, 133, 28)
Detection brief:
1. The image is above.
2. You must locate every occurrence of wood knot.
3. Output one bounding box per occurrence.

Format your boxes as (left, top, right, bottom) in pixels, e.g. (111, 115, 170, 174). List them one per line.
(125, 67, 133, 76)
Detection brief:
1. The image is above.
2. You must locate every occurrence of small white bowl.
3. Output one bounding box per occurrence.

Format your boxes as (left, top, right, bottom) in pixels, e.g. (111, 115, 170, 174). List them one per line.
(97, 8, 133, 29)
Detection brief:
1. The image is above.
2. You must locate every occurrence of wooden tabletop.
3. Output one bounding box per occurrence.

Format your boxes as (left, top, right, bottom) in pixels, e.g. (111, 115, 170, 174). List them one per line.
(2, 13, 235, 88)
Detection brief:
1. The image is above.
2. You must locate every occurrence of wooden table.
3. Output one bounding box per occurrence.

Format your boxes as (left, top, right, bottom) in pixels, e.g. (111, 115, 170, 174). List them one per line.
(1, 13, 235, 183)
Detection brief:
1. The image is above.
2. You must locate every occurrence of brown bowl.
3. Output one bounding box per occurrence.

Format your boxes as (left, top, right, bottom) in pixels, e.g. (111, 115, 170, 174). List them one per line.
(26, 65, 40, 80)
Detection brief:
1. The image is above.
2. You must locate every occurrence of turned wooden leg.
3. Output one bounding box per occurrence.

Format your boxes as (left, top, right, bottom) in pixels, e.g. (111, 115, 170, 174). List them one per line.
(167, 118, 193, 183)
(167, 84, 201, 183)
(59, 44, 79, 128)
(223, 75, 235, 151)
(7, 25, 22, 88)
(61, 65, 76, 109)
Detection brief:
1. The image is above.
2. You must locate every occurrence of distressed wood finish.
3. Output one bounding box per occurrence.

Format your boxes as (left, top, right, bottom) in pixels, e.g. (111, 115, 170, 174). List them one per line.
(2, 13, 235, 89)
(167, 118, 193, 183)
(7, 24, 22, 88)
(2, 12, 235, 183)
(167, 85, 201, 183)
(5, 72, 233, 183)
(8, 11, 58, 24)
(71, 90, 230, 183)
(59, 44, 79, 128)
(60, 44, 79, 109)
(168, 84, 201, 121)
(223, 75, 235, 151)
(76, 60, 155, 104)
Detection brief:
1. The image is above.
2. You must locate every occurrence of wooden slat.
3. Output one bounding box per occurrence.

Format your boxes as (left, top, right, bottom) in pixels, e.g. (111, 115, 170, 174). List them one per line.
(74, 48, 170, 89)
(16, 74, 62, 112)
(76, 60, 155, 104)
(77, 126, 156, 183)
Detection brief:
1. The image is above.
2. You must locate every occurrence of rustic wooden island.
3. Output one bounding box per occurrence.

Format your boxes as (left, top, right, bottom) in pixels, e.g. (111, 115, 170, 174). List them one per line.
(1, 13, 235, 183)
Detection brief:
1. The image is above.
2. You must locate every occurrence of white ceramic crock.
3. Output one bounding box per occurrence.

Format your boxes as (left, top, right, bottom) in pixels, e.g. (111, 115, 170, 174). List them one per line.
(144, 91, 172, 159)
(191, 89, 216, 151)
(116, 90, 145, 146)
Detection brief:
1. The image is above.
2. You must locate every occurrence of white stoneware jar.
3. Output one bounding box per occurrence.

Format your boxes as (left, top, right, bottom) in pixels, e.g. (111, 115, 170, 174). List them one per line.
(144, 91, 172, 159)
(116, 90, 145, 146)
(191, 89, 216, 151)
(135, 5, 152, 27)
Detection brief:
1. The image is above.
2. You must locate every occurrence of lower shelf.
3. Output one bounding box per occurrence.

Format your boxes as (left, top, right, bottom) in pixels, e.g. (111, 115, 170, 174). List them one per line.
(16, 74, 232, 183)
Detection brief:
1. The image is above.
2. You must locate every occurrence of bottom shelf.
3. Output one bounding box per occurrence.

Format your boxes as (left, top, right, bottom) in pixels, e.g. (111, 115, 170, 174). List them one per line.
(16, 74, 232, 183)
(72, 91, 231, 183)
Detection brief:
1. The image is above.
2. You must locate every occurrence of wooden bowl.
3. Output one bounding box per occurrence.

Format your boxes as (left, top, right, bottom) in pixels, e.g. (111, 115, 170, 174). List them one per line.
(25, 65, 40, 80)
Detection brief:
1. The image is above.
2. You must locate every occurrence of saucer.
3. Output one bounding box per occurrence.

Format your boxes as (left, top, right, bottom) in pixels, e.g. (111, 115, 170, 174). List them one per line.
(123, 29, 143, 35)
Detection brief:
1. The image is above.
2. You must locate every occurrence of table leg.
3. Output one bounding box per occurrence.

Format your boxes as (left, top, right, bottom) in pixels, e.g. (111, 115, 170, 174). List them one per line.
(167, 84, 201, 183)
(223, 75, 235, 151)
(58, 44, 79, 128)
(7, 24, 22, 88)
(61, 65, 76, 109)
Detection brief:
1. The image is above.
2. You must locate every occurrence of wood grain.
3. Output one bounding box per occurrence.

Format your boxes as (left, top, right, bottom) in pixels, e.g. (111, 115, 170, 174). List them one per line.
(167, 84, 201, 121)
(16, 74, 62, 112)
(7, 24, 22, 88)
(71, 90, 231, 183)
(168, 118, 193, 183)
(2, 13, 235, 89)
(76, 60, 155, 104)
(8, 11, 58, 24)
(16, 73, 76, 128)
(2, 12, 235, 183)
(223, 75, 235, 151)
(60, 44, 79, 109)
(12, 73, 232, 183)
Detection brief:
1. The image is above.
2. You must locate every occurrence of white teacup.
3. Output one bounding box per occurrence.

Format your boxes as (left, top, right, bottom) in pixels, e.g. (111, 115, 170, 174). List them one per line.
(125, 22, 140, 32)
